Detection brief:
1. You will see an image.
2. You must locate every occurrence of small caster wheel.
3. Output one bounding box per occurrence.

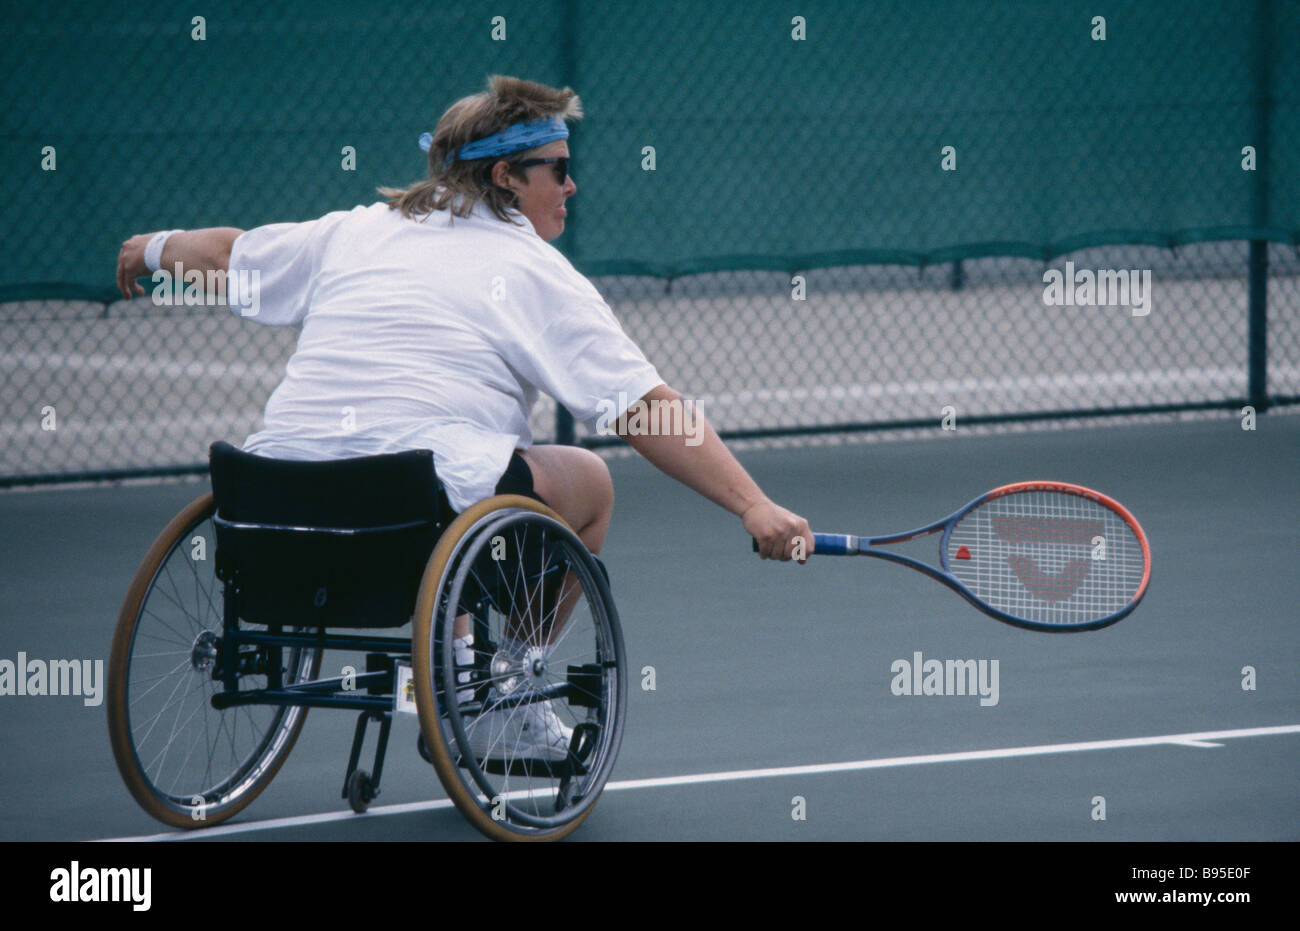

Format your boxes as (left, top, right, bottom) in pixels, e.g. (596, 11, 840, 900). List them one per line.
(346, 769, 374, 813)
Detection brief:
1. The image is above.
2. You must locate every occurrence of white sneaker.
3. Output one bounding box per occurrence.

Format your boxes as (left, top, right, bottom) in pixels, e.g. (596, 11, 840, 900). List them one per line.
(532, 699, 574, 748)
(464, 699, 573, 762)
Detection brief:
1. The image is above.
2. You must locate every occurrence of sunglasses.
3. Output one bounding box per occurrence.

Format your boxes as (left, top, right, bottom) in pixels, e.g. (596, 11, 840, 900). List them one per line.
(515, 155, 569, 185)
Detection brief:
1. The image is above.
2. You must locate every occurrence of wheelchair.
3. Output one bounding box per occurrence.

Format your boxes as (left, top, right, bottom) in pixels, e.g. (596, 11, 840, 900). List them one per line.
(107, 442, 626, 841)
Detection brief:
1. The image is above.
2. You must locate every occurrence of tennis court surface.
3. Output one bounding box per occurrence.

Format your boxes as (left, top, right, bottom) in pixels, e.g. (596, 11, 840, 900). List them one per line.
(1, 412, 1294, 842)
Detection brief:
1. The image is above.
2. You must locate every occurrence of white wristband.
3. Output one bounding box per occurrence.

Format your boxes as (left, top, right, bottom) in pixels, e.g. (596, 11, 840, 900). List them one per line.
(144, 229, 184, 273)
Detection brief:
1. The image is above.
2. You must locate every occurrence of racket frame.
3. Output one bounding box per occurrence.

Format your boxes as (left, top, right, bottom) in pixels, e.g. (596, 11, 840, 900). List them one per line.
(814, 481, 1151, 633)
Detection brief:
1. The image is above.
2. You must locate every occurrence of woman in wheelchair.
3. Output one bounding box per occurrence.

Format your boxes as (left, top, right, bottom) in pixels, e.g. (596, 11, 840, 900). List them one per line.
(111, 76, 811, 840)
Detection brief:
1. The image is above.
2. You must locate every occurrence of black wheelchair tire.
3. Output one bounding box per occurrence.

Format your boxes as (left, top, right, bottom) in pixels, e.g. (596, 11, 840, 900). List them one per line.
(107, 493, 321, 829)
(411, 495, 626, 842)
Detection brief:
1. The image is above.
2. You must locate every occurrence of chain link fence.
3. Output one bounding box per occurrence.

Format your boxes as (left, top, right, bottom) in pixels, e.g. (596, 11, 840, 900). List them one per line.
(2, 1, 1297, 483)
(3, 240, 1296, 481)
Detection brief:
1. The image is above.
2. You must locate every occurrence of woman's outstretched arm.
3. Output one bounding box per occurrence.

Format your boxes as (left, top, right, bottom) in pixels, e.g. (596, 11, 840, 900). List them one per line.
(116, 227, 244, 299)
(618, 384, 813, 561)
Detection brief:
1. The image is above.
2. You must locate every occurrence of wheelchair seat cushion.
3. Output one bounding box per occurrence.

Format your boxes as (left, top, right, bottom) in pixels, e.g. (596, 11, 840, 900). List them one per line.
(209, 441, 450, 628)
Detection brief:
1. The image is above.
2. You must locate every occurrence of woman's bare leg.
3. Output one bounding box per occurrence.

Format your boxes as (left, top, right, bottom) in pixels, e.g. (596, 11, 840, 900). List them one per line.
(509, 446, 612, 646)
(452, 446, 612, 646)
(518, 445, 613, 555)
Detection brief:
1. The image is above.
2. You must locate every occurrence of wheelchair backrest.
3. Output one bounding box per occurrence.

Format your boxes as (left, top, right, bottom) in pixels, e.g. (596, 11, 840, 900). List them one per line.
(209, 441, 449, 628)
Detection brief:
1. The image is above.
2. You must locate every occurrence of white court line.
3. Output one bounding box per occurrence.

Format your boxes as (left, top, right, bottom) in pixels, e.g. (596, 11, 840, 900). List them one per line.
(701, 365, 1300, 407)
(93, 799, 461, 842)
(92, 722, 1300, 842)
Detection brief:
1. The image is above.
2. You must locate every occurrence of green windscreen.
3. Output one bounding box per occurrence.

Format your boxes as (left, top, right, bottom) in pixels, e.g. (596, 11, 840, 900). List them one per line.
(1, 0, 1295, 300)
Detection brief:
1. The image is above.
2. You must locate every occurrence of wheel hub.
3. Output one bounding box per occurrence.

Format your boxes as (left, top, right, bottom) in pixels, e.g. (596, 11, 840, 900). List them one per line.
(190, 630, 220, 672)
(491, 644, 548, 694)
(522, 646, 548, 685)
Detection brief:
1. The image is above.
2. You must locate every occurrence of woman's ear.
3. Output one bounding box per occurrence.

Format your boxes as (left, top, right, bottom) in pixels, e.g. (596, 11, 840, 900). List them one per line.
(491, 160, 515, 193)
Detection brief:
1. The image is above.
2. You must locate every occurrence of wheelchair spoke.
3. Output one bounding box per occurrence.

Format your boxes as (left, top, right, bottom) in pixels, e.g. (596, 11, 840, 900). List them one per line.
(166, 692, 217, 794)
(181, 539, 222, 630)
(202, 684, 215, 790)
(139, 608, 199, 650)
(180, 528, 218, 618)
(156, 562, 205, 637)
(143, 675, 206, 783)
(132, 657, 196, 742)
(226, 699, 239, 769)
(111, 498, 316, 827)
(427, 505, 625, 838)
(128, 656, 197, 700)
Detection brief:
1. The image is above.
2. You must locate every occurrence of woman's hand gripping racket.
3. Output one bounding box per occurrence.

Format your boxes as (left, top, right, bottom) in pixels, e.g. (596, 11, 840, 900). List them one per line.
(753, 481, 1150, 632)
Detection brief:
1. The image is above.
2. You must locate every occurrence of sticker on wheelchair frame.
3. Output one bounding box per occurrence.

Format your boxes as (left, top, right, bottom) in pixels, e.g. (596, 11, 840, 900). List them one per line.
(394, 662, 417, 715)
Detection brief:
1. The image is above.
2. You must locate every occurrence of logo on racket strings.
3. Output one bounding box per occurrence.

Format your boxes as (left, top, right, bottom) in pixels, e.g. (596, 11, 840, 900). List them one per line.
(992, 517, 1104, 602)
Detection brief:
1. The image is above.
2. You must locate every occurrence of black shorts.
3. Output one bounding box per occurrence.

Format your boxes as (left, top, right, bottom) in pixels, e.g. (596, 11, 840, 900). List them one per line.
(437, 452, 545, 521)
(493, 452, 545, 504)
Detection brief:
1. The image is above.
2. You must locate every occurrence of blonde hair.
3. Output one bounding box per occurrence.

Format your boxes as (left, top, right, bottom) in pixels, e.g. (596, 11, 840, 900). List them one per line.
(379, 75, 582, 224)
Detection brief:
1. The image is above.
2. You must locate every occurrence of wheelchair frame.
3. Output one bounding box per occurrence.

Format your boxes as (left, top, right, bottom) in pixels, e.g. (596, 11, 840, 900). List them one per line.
(106, 444, 626, 842)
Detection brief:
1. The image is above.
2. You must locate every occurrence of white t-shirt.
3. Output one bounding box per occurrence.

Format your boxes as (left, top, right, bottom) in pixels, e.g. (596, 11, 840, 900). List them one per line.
(226, 200, 663, 511)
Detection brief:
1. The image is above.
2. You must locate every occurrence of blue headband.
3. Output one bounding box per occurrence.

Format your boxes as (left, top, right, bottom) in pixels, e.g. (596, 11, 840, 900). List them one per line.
(418, 116, 569, 165)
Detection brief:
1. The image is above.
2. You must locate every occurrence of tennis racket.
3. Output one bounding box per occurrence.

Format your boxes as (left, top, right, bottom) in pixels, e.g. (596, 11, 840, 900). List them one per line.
(753, 481, 1150, 632)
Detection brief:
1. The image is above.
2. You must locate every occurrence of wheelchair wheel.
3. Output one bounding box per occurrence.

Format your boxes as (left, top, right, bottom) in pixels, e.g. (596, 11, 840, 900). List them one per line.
(412, 495, 626, 841)
(107, 493, 321, 828)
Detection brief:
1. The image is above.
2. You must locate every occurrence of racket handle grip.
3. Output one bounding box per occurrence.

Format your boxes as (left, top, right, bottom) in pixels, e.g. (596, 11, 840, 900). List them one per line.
(812, 533, 857, 555)
(750, 533, 858, 555)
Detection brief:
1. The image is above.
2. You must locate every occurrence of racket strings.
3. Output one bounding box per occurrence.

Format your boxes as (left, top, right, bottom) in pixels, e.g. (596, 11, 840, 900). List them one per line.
(947, 490, 1145, 625)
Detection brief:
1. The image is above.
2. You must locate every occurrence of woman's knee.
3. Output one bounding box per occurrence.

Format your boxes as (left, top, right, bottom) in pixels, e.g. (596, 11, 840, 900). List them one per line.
(522, 446, 612, 521)
(570, 447, 613, 510)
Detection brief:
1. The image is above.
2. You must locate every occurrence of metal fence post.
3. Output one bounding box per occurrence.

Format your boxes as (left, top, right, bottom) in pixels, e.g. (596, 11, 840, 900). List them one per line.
(1247, 0, 1273, 413)
(1247, 240, 1269, 412)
